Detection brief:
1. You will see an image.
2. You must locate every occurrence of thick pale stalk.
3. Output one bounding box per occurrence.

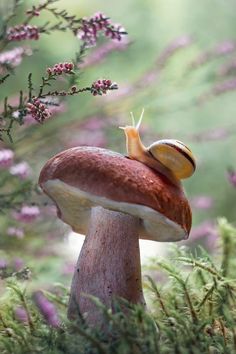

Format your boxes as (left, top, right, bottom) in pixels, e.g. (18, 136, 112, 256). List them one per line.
(67, 206, 145, 325)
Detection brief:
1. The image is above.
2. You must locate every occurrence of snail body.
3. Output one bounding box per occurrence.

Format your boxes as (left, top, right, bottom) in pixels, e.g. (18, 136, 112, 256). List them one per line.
(120, 110, 196, 184)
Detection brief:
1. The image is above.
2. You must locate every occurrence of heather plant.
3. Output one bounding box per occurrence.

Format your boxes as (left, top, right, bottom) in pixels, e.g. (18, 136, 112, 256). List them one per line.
(0, 0, 126, 141)
(0, 0, 127, 230)
(0, 219, 236, 354)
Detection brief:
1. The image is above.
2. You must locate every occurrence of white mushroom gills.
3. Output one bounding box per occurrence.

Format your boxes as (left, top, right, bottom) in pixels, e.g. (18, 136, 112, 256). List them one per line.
(43, 179, 188, 242)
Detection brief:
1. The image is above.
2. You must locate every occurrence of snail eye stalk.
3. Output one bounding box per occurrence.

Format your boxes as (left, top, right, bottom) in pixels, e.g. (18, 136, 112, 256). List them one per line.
(130, 111, 136, 127)
(129, 108, 145, 129)
(136, 108, 145, 130)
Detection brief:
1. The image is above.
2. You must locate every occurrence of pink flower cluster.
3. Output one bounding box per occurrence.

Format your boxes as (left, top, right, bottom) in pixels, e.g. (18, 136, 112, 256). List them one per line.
(190, 40, 235, 69)
(0, 149, 14, 168)
(10, 161, 31, 180)
(0, 259, 7, 269)
(12, 205, 40, 223)
(7, 25, 39, 41)
(47, 62, 74, 76)
(213, 79, 236, 95)
(91, 79, 118, 96)
(34, 291, 60, 327)
(78, 12, 126, 47)
(0, 47, 32, 72)
(27, 98, 51, 123)
(24, 98, 65, 125)
(0, 146, 32, 181)
(190, 196, 214, 210)
(157, 36, 192, 68)
(14, 258, 24, 271)
(15, 307, 29, 324)
(7, 227, 25, 239)
(190, 220, 218, 249)
(215, 40, 235, 55)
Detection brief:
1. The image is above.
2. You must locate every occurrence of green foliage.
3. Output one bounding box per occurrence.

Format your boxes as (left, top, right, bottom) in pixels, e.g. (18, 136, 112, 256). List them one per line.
(0, 173, 32, 212)
(0, 218, 236, 354)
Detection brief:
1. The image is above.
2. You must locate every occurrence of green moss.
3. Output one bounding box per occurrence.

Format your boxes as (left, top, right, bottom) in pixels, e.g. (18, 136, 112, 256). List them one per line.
(0, 218, 236, 353)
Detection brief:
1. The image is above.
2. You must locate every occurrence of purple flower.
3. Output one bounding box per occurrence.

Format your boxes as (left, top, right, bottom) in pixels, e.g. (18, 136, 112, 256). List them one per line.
(23, 99, 65, 125)
(213, 79, 236, 95)
(34, 291, 60, 327)
(0, 47, 32, 72)
(10, 161, 31, 180)
(91, 79, 118, 96)
(7, 227, 25, 239)
(47, 62, 74, 76)
(106, 36, 193, 103)
(189, 220, 218, 249)
(105, 24, 126, 41)
(190, 40, 236, 69)
(157, 35, 192, 67)
(0, 149, 14, 168)
(7, 25, 39, 41)
(77, 12, 127, 47)
(190, 196, 214, 210)
(12, 205, 40, 223)
(14, 307, 29, 324)
(13, 258, 24, 271)
(0, 259, 7, 269)
(215, 40, 235, 55)
(78, 12, 110, 47)
(27, 98, 51, 123)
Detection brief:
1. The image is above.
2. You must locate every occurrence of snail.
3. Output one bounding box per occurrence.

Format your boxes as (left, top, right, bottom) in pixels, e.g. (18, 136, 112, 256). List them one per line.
(120, 110, 196, 185)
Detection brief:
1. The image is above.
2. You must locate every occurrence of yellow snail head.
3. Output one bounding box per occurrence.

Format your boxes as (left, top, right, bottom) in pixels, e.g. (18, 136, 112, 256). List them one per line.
(119, 109, 144, 143)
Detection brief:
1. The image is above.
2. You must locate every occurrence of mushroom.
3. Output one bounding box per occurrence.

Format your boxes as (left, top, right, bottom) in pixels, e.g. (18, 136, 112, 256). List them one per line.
(39, 146, 191, 326)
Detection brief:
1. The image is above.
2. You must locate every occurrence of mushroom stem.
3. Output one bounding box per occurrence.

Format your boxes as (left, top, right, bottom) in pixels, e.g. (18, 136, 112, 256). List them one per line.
(68, 206, 145, 326)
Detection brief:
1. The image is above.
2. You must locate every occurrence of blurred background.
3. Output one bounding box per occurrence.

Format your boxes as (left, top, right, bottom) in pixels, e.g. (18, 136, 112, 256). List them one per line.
(0, 0, 236, 290)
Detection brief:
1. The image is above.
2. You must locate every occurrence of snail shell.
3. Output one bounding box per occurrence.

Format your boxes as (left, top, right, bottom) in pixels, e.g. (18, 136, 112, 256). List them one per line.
(148, 139, 196, 179)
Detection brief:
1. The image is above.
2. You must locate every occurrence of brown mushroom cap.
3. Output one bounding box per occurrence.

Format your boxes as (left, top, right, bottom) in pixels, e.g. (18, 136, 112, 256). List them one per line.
(39, 146, 191, 242)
